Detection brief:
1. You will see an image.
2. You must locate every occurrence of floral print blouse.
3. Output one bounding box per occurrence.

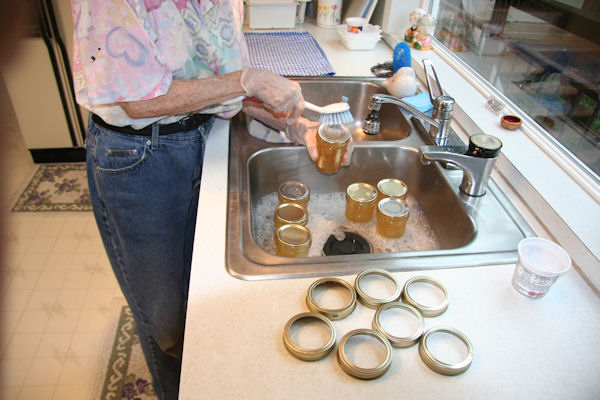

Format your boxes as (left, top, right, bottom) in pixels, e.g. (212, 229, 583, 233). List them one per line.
(71, 0, 248, 128)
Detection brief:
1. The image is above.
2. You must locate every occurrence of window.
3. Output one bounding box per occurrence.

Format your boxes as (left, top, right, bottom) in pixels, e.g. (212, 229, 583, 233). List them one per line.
(432, 0, 600, 178)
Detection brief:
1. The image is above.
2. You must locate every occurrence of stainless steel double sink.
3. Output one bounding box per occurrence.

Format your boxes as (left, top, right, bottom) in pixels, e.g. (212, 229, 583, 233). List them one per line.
(225, 77, 533, 280)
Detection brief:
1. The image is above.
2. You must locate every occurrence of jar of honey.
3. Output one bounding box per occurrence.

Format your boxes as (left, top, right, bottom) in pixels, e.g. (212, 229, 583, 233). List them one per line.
(274, 202, 308, 233)
(275, 224, 312, 257)
(315, 124, 351, 174)
(376, 178, 408, 202)
(377, 197, 410, 238)
(345, 183, 378, 222)
(278, 181, 310, 208)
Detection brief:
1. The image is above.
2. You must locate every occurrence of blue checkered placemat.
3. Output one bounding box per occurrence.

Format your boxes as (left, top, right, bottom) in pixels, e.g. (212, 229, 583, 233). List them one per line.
(244, 31, 335, 76)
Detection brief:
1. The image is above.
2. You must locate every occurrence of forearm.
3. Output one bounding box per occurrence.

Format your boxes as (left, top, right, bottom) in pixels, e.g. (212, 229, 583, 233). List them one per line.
(117, 70, 245, 119)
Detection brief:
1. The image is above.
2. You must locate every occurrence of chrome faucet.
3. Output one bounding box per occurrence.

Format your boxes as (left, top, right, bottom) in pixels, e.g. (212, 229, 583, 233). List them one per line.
(363, 59, 502, 197)
(363, 59, 455, 145)
(420, 134, 503, 197)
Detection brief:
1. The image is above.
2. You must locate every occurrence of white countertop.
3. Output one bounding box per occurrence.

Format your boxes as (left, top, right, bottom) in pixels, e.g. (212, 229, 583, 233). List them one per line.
(179, 24, 600, 399)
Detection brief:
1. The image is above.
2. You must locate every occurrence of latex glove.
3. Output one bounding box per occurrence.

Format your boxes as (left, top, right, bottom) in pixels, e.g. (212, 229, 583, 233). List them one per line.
(240, 68, 303, 123)
(286, 117, 320, 160)
(287, 118, 354, 167)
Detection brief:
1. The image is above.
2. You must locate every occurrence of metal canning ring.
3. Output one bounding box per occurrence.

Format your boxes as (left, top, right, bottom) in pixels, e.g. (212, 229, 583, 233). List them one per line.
(418, 326, 474, 375)
(401, 276, 449, 317)
(337, 329, 393, 380)
(354, 268, 401, 308)
(283, 312, 336, 361)
(372, 302, 425, 348)
(306, 277, 357, 320)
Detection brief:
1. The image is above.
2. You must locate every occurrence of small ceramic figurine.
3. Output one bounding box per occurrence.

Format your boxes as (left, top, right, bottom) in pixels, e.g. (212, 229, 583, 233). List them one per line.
(413, 14, 435, 50)
(404, 8, 425, 44)
(382, 67, 417, 98)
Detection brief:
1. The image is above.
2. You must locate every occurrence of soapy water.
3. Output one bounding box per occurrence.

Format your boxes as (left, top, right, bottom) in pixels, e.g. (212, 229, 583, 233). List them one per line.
(253, 192, 439, 257)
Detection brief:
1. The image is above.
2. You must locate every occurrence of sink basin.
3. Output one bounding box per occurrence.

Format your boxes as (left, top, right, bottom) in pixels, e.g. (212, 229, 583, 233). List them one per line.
(226, 77, 533, 280)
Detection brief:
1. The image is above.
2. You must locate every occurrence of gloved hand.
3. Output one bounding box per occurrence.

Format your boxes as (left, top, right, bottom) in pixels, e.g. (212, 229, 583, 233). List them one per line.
(286, 117, 320, 161)
(240, 68, 304, 123)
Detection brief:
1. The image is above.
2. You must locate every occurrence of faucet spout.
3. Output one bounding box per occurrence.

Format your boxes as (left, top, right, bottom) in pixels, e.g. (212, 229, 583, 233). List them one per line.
(368, 93, 440, 126)
(362, 59, 455, 145)
(419, 133, 502, 197)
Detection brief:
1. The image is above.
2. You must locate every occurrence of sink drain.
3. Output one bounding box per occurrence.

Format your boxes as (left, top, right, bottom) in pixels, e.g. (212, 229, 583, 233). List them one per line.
(322, 230, 372, 256)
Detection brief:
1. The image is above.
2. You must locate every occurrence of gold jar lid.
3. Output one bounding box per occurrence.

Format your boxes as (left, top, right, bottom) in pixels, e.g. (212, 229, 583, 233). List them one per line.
(377, 197, 409, 218)
(372, 302, 425, 348)
(346, 183, 377, 203)
(306, 277, 357, 320)
(274, 203, 308, 226)
(276, 224, 312, 247)
(401, 276, 449, 317)
(419, 326, 473, 375)
(354, 268, 402, 308)
(318, 123, 351, 144)
(337, 329, 393, 380)
(278, 181, 310, 203)
(377, 179, 407, 198)
(283, 312, 336, 361)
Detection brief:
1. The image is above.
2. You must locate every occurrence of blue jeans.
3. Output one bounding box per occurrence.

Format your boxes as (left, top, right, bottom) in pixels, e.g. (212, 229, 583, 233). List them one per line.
(86, 116, 214, 400)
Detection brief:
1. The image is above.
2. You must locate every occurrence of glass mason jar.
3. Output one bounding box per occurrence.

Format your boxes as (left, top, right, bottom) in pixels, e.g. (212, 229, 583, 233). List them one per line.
(376, 178, 408, 202)
(316, 123, 350, 174)
(345, 183, 378, 222)
(377, 197, 410, 238)
(274, 202, 308, 233)
(278, 181, 310, 208)
(275, 224, 312, 257)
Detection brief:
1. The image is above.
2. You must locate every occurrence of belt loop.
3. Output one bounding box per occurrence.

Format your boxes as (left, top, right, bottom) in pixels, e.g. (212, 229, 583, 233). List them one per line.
(151, 124, 159, 149)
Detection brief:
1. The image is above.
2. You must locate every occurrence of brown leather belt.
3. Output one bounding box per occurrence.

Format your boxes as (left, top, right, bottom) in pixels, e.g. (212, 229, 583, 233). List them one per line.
(92, 113, 212, 136)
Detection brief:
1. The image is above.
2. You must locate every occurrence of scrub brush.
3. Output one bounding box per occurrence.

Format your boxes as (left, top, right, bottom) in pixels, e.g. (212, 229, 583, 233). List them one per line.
(305, 96, 354, 125)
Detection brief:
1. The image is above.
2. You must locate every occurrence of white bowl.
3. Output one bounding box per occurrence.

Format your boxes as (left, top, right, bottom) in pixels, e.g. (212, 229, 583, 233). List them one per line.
(336, 24, 381, 51)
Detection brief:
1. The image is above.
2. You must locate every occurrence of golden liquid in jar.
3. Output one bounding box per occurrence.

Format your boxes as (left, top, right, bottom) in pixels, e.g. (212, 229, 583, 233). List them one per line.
(376, 179, 408, 202)
(315, 124, 350, 174)
(345, 183, 377, 222)
(278, 181, 310, 208)
(274, 203, 308, 232)
(275, 224, 311, 257)
(376, 198, 409, 238)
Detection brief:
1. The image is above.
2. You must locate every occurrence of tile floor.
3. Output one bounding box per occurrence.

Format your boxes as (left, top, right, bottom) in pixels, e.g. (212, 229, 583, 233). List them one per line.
(0, 84, 122, 399)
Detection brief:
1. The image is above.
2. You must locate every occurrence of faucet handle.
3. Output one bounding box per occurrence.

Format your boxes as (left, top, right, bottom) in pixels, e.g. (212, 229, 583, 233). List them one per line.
(422, 59, 455, 123)
(422, 59, 444, 102)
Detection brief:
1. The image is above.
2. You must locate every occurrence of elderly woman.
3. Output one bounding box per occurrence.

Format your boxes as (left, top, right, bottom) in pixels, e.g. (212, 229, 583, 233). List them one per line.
(70, 1, 336, 398)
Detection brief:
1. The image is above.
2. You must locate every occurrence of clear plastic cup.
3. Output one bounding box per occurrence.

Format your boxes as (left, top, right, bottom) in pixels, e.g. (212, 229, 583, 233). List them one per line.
(512, 237, 571, 298)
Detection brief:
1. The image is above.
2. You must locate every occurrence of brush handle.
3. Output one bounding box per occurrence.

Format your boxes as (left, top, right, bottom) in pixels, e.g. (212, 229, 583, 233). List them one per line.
(247, 97, 340, 119)
(304, 101, 325, 114)
(247, 97, 323, 114)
